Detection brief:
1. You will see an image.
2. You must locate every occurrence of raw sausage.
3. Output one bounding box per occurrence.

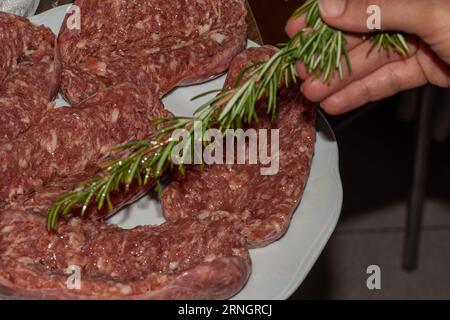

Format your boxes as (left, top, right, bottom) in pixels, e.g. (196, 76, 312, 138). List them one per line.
(58, 0, 248, 104)
(162, 47, 317, 248)
(0, 83, 171, 205)
(0, 12, 59, 144)
(0, 210, 250, 300)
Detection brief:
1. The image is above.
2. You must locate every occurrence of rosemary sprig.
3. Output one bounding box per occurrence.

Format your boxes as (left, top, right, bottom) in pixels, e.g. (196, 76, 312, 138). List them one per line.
(291, 0, 350, 80)
(47, 0, 409, 229)
(292, 0, 409, 80)
(368, 32, 409, 57)
(47, 46, 299, 230)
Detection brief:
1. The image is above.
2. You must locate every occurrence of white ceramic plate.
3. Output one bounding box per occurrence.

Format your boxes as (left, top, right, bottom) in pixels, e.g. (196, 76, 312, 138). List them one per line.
(0, 0, 40, 16)
(30, 0, 41, 17)
(30, 5, 343, 300)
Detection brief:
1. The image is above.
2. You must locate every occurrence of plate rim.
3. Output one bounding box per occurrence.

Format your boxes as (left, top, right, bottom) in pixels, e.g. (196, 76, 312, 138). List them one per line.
(274, 110, 343, 300)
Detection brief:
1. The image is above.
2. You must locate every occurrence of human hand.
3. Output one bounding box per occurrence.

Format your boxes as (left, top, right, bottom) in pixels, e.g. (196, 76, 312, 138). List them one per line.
(285, 0, 450, 115)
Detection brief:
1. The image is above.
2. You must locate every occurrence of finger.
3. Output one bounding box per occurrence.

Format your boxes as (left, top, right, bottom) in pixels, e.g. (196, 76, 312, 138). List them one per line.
(302, 38, 418, 102)
(295, 33, 365, 80)
(416, 42, 450, 88)
(286, 13, 364, 48)
(318, 0, 432, 37)
(295, 61, 311, 81)
(320, 56, 427, 115)
(285, 15, 307, 38)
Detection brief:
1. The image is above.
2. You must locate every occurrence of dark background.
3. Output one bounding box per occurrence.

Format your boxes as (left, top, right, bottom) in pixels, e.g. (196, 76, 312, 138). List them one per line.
(36, 0, 450, 299)
(246, 0, 450, 299)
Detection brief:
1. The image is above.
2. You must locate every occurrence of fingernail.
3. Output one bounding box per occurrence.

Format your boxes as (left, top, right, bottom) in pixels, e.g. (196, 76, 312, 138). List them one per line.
(319, 0, 346, 17)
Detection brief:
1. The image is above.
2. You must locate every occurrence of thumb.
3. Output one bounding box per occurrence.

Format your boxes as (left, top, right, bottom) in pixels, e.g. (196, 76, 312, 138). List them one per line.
(318, 0, 430, 36)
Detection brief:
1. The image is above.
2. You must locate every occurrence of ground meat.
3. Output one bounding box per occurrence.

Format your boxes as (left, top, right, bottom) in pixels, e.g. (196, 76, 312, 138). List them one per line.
(0, 82, 172, 206)
(223, 46, 279, 89)
(0, 12, 59, 144)
(0, 210, 250, 299)
(4, 171, 152, 220)
(161, 47, 317, 248)
(57, 0, 248, 104)
(0, 2, 257, 300)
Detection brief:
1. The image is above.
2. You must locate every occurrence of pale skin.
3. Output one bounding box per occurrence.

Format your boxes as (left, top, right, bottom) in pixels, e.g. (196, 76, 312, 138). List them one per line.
(285, 0, 450, 115)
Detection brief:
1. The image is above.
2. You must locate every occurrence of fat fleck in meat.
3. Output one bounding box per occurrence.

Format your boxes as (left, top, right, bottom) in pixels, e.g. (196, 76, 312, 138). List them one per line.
(0, 12, 60, 144)
(0, 83, 172, 206)
(0, 210, 250, 300)
(161, 47, 317, 248)
(58, 0, 248, 104)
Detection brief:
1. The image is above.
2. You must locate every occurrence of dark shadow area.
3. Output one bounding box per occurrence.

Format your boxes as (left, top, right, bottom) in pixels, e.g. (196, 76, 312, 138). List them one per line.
(291, 87, 450, 299)
(289, 245, 333, 300)
(333, 97, 416, 220)
(248, 0, 295, 45)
